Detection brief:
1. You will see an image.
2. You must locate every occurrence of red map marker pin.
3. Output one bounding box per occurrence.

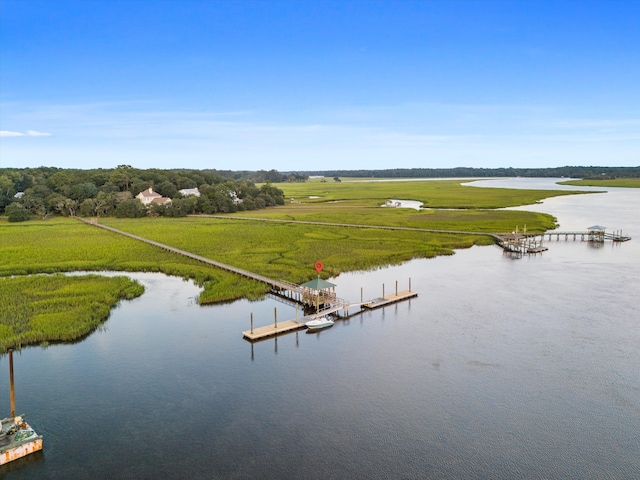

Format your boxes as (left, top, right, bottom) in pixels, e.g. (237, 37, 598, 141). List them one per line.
(314, 261, 324, 274)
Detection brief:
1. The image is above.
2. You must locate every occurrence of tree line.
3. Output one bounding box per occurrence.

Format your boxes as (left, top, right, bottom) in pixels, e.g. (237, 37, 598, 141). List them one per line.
(0, 166, 291, 221)
(302, 166, 640, 179)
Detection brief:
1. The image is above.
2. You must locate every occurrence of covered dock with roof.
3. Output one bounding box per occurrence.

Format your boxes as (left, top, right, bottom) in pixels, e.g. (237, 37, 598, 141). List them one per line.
(299, 277, 338, 310)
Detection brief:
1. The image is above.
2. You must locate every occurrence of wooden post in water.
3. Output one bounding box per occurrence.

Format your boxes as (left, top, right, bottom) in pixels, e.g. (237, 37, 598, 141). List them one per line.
(9, 348, 16, 417)
(361, 287, 363, 303)
(250, 313, 254, 334)
(396, 280, 398, 296)
(409, 277, 412, 292)
(274, 307, 277, 330)
(382, 283, 385, 298)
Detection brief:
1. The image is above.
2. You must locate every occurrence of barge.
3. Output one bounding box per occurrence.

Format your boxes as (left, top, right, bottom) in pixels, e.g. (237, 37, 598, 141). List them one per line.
(0, 416, 43, 466)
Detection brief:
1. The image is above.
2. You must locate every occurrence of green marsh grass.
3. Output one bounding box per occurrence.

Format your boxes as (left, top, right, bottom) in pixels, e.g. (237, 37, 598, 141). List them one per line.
(0, 274, 144, 352)
(1, 179, 580, 350)
(100, 216, 493, 282)
(1, 179, 577, 318)
(277, 179, 587, 208)
(559, 178, 640, 188)
(0, 217, 268, 304)
(224, 204, 558, 233)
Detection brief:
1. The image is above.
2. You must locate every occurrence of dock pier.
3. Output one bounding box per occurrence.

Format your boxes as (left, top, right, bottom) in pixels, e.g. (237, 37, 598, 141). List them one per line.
(243, 284, 417, 341)
(496, 224, 631, 255)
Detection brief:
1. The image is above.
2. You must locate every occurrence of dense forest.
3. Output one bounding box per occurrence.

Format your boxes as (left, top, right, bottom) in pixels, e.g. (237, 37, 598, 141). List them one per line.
(0, 166, 291, 220)
(304, 166, 640, 179)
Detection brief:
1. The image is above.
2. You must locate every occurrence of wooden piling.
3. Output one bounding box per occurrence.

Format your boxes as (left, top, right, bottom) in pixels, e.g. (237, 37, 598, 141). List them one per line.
(9, 349, 15, 417)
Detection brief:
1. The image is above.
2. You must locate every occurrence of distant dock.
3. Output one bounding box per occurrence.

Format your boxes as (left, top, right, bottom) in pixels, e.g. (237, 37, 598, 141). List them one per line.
(496, 225, 631, 255)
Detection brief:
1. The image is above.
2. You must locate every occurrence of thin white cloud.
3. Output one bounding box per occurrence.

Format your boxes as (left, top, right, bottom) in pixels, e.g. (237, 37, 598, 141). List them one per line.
(26, 130, 53, 136)
(0, 130, 52, 137)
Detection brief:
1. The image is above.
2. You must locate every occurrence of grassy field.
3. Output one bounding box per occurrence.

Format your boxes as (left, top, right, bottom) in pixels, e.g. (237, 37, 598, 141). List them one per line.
(278, 178, 585, 208)
(222, 204, 557, 233)
(1, 179, 575, 298)
(558, 178, 640, 188)
(0, 217, 269, 302)
(99, 216, 491, 282)
(1, 179, 583, 350)
(0, 274, 144, 353)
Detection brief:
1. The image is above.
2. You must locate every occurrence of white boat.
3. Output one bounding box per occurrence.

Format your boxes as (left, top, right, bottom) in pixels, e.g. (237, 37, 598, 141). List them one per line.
(305, 316, 334, 331)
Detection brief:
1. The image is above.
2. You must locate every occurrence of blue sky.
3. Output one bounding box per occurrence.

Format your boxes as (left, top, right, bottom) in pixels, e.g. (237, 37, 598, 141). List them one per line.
(1, 0, 638, 171)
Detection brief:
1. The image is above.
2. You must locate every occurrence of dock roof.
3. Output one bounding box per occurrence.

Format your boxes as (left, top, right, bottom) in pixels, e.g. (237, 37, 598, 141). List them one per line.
(300, 277, 336, 290)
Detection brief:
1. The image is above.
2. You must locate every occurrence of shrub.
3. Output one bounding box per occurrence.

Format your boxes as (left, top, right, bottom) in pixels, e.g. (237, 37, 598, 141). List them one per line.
(6, 203, 31, 222)
(115, 199, 147, 218)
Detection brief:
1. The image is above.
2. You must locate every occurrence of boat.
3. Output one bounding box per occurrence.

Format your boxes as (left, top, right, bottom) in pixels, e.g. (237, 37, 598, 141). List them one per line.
(305, 316, 334, 331)
(0, 416, 43, 466)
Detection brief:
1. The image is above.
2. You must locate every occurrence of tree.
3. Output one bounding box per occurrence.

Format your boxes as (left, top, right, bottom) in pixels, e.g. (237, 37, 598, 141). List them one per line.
(21, 185, 52, 219)
(78, 198, 97, 217)
(115, 199, 147, 218)
(46, 171, 73, 196)
(5, 203, 31, 222)
(0, 174, 16, 212)
(46, 193, 67, 215)
(151, 198, 190, 217)
(69, 182, 98, 203)
(64, 198, 78, 217)
(259, 183, 285, 205)
(155, 181, 178, 199)
(94, 191, 118, 216)
(110, 165, 135, 191)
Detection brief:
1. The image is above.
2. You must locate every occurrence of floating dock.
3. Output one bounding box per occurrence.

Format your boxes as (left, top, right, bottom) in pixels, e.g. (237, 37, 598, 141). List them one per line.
(0, 416, 43, 466)
(243, 289, 418, 341)
(362, 289, 418, 309)
(242, 320, 307, 341)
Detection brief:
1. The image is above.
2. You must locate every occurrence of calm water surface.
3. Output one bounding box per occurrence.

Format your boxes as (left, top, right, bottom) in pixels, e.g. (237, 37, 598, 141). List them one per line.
(1, 178, 639, 479)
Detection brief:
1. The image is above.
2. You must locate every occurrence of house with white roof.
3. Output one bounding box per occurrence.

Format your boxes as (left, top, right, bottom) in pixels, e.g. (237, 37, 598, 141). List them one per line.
(179, 187, 200, 197)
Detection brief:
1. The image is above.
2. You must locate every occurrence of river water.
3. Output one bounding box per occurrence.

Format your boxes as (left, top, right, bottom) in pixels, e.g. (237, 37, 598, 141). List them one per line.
(1, 178, 639, 479)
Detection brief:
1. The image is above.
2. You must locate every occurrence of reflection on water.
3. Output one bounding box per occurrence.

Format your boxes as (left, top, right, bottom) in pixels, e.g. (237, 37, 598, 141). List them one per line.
(1, 179, 639, 479)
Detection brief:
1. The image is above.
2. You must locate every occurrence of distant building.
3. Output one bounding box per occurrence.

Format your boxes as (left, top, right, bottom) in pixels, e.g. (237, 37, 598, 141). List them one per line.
(136, 187, 172, 206)
(230, 191, 243, 205)
(179, 187, 200, 197)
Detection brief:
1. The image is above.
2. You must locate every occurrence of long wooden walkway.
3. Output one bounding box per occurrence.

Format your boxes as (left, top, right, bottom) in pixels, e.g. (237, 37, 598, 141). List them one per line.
(531, 231, 631, 242)
(74, 216, 306, 294)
